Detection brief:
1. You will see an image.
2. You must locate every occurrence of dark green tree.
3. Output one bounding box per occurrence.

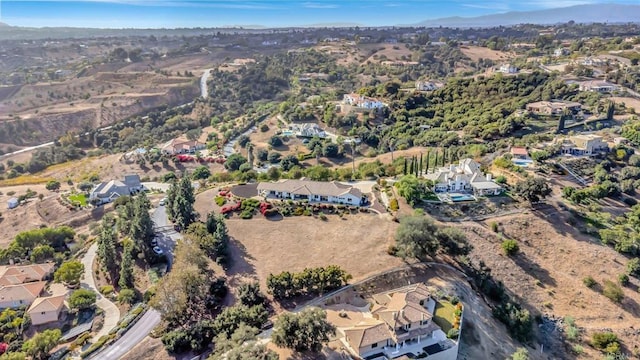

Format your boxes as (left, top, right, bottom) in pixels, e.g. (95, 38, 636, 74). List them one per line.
(172, 175, 197, 230)
(97, 215, 118, 278)
(514, 177, 552, 203)
(272, 308, 336, 352)
(119, 241, 134, 289)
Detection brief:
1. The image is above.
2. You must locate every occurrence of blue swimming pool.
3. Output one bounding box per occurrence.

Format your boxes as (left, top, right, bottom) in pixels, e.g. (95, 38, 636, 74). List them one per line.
(450, 194, 476, 202)
(282, 130, 294, 136)
(513, 159, 533, 167)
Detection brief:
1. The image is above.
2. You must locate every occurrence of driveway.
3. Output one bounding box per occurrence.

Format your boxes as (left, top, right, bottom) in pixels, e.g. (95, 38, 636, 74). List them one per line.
(143, 181, 200, 194)
(89, 204, 181, 359)
(81, 244, 121, 343)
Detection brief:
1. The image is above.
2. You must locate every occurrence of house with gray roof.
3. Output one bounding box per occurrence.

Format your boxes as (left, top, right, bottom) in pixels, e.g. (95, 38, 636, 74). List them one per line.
(89, 174, 143, 205)
(425, 159, 502, 196)
(257, 179, 365, 206)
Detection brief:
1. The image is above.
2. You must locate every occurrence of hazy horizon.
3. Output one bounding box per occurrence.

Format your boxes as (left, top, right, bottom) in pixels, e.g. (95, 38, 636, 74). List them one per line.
(1, 0, 639, 29)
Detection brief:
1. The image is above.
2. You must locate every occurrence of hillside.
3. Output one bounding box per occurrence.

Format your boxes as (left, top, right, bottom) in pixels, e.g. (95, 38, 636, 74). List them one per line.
(415, 4, 640, 27)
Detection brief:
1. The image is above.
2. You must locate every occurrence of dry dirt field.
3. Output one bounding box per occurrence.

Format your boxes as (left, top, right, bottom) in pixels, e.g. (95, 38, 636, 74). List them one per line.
(458, 209, 640, 359)
(225, 215, 403, 285)
(460, 46, 513, 62)
(193, 188, 403, 286)
(612, 96, 640, 114)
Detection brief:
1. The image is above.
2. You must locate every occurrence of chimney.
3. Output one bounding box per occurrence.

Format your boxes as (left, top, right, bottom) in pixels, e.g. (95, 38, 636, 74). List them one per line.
(393, 311, 397, 319)
(449, 164, 455, 171)
(486, 173, 492, 181)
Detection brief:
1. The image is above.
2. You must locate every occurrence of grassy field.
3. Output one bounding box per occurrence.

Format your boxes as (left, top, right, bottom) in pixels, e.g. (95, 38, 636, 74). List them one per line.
(68, 193, 87, 206)
(432, 301, 457, 333)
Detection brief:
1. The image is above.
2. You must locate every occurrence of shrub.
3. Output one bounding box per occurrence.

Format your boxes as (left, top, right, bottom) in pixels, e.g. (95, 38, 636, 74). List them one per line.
(447, 328, 459, 339)
(583, 276, 596, 288)
(591, 332, 619, 350)
(161, 330, 191, 354)
(214, 196, 226, 206)
(69, 289, 97, 310)
(618, 273, 629, 286)
(269, 136, 283, 147)
(566, 325, 579, 341)
(117, 289, 137, 304)
(501, 239, 519, 256)
(389, 198, 399, 211)
(260, 124, 269, 132)
(628, 258, 640, 277)
(100, 285, 114, 296)
(319, 213, 327, 221)
(490, 222, 499, 232)
(602, 280, 624, 303)
(240, 210, 253, 219)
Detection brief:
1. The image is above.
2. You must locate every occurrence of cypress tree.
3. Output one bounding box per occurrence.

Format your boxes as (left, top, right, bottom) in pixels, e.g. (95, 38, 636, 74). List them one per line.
(419, 154, 423, 176)
(434, 151, 438, 169)
(403, 157, 408, 176)
(118, 241, 134, 289)
(425, 151, 430, 173)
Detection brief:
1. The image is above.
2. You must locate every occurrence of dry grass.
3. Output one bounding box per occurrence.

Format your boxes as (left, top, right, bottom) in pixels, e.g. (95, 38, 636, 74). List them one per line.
(224, 214, 403, 283)
(459, 46, 513, 62)
(611, 96, 640, 114)
(458, 210, 640, 359)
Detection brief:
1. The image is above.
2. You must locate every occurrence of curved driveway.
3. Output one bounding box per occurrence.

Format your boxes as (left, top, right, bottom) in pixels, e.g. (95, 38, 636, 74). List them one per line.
(81, 244, 121, 343)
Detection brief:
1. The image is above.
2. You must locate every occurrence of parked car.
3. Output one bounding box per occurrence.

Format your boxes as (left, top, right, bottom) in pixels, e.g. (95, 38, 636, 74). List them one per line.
(159, 198, 166, 206)
(150, 238, 158, 247)
(152, 246, 164, 255)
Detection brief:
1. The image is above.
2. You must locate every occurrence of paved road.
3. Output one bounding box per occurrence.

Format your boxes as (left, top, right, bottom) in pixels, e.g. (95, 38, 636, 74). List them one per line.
(200, 69, 213, 99)
(89, 309, 161, 360)
(89, 205, 181, 359)
(80, 244, 121, 343)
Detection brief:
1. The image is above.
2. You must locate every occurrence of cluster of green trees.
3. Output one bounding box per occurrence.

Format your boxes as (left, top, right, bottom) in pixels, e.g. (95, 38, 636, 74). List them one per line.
(151, 238, 227, 327)
(266, 265, 351, 300)
(184, 214, 230, 267)
(394, 215, 471, 259)
(599, 204, 640, 256)
(0, 226, 74, 265)
(161, 303, 268, 354)
(166, 175, 197, 230)
(272, 308, 335, 353)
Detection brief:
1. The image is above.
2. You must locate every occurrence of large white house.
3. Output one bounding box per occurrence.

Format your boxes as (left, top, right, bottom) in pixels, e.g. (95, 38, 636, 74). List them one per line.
(415, 80, 443, 91)
(425, 159, 502, 196)
(257, 179, 365, 206)
(497, 63, 518, 74)
(578, 80, 617, 93)
(337, 284, 459, 360)
(343, 93, 387, 110)
(89, 174, 143, 205)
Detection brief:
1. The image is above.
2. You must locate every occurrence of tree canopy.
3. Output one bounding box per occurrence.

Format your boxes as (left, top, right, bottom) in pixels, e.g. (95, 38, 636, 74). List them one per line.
(272, 308, 335, 352)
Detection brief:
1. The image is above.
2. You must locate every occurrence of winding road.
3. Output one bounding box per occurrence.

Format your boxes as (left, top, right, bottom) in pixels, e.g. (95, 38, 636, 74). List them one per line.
(200, 69, 213, 99)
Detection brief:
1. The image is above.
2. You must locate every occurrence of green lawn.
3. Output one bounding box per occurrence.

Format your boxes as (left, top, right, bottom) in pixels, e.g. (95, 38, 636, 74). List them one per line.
(432, 301, 456, 333)
(68, 193, 87, 206)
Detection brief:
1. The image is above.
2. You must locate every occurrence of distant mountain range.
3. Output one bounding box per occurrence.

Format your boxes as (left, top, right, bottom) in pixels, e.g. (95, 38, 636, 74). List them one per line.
(414, 4, 640, 28)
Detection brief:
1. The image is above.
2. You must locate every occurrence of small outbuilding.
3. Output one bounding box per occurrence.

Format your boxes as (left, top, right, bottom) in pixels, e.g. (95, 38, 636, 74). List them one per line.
(7, 198, 18, 209)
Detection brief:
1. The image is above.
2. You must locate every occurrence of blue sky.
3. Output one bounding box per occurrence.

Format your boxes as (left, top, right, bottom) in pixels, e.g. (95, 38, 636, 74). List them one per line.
(0, 0, 638, 28)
